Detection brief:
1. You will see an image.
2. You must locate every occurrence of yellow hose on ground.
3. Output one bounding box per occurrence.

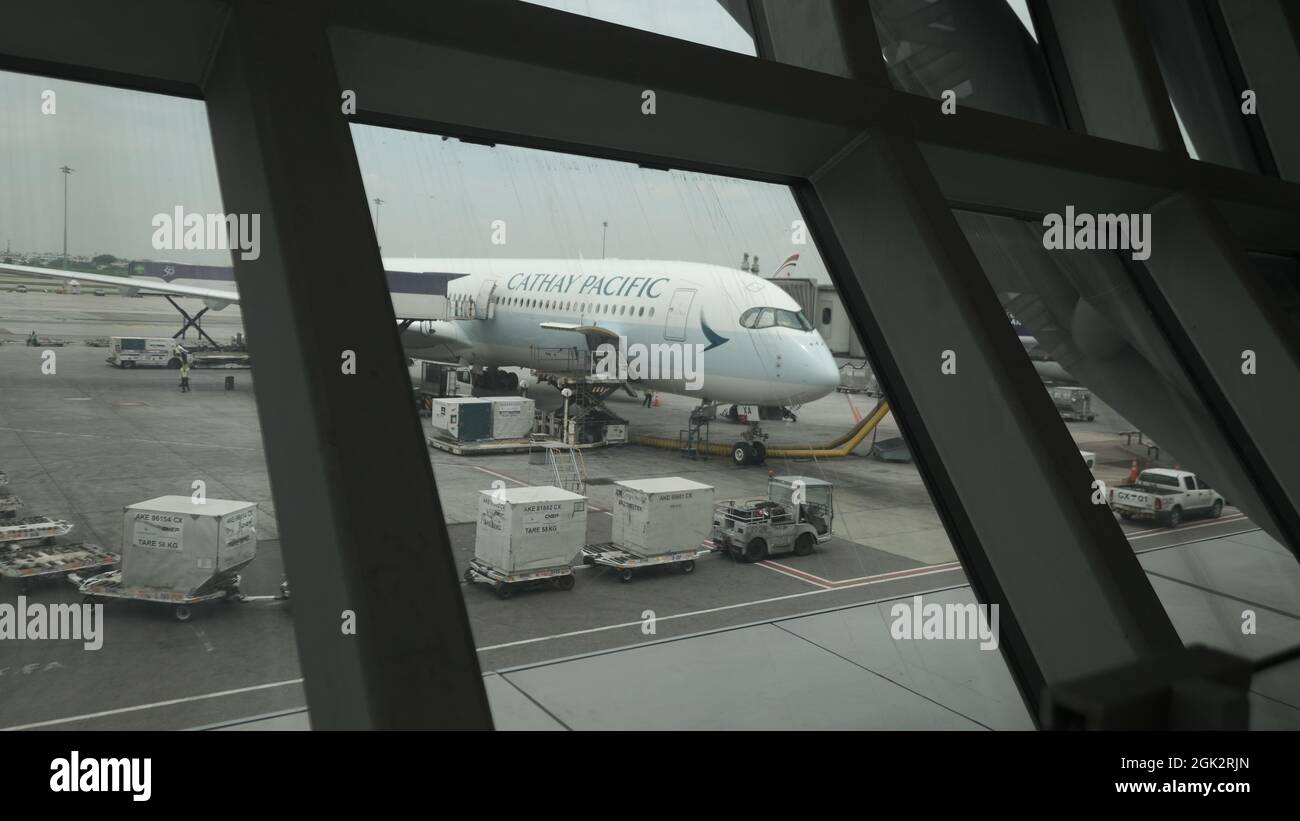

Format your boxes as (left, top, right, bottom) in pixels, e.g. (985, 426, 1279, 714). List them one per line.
(635, 399, 891, 459)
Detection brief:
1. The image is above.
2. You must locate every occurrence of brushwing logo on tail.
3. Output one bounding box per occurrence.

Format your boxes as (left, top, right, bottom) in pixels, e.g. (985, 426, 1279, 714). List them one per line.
(773, 254, 800, 278)
(701, 315, 728, 351)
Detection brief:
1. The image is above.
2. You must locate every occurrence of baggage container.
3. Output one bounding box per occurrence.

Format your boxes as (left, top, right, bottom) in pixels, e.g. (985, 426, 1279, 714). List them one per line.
(430, 397, 535, 442)
(121, 496, 257, 595)
(613, 477, 714, 557)
(429, 398, 492, 442)
(490, 397, 535, 439)
(475, 486, 586, 574)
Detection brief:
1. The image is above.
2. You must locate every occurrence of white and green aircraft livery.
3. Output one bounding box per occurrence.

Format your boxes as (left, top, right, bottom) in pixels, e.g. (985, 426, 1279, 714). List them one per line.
(1, 257, 840, 407)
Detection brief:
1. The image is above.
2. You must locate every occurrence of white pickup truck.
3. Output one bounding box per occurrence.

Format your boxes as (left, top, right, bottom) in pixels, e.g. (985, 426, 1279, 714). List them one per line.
(1107, 469, 1224, 527)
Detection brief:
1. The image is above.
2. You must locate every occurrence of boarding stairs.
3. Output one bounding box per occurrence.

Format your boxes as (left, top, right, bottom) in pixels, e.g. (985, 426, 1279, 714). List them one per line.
(546, 443, 587, 495)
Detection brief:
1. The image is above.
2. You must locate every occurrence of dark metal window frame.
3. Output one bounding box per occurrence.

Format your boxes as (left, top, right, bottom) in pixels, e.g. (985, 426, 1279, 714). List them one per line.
(3, 0, 1298, 728)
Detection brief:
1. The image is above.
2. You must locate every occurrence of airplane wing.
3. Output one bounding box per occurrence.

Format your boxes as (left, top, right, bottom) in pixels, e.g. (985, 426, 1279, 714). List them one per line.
(1, 263, 240, 310)
(1, 262, 448, 322)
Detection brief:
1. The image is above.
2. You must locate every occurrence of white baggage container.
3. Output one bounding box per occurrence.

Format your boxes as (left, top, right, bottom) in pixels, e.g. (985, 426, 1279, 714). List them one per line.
(476, 486, 586, 574)
(121, 496, 257, 594)
(613, 478, 715, 557)
(430, 397, 535, 442)
(490, 397, 535, 439)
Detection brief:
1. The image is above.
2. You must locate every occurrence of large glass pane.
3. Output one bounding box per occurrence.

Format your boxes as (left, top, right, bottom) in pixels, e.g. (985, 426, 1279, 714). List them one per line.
(1139, 0, 1265, 173)
(868, 0, 1063, 126)
(0, 72, 301, 730)
(347, 124, 1033, 730)
(954, 208, 1300, 727)
(521, 0, 757, 55)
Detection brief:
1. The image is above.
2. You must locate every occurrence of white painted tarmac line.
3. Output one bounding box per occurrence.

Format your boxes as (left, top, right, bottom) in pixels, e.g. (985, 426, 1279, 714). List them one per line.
(1, 678, 305, 731)
(1126, 514, 1247, 540)
(475, 563, 967, 652)
(754, 559, 831, 588)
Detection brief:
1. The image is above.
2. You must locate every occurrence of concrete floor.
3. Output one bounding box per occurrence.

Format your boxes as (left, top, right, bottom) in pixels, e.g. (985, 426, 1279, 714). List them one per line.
(0, 292, 1295, 730)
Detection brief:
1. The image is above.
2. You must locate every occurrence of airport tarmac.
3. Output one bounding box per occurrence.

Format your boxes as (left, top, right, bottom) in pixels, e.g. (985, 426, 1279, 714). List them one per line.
(0, 297, 1274, 730)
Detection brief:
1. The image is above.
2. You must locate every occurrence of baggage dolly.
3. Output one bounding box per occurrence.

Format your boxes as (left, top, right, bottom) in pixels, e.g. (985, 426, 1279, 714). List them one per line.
(463, 558, 575, 600)
(0, 516, 74, 547)
(0, 493, 22, 520)
(77, 570, 244, 621)
(0, 541, 118, 593)
(581, 542, 712, 583)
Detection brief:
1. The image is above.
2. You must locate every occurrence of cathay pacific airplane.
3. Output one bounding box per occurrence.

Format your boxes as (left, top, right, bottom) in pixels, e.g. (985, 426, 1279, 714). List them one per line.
(1, 257, 839, 460)
(392, 258, 839, 407)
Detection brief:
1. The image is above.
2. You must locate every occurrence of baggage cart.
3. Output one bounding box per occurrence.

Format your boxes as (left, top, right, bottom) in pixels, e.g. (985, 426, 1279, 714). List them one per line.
(78, 569, 244, 621)
(0, 516, 74, 546)
(463, 557, 574, 600)
(580, 542, 711, 583)
(0, 493, 22, 519)
(0, 541, 118, 593)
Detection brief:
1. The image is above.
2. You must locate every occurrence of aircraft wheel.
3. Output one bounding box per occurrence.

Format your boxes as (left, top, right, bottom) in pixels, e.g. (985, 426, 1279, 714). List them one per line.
(732, 442, 754, 466)
(753, 442, 767, 464)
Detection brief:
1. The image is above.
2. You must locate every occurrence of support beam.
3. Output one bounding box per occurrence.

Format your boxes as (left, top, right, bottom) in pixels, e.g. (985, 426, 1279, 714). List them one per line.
(1138, 193, 1300, 557)
(202, 0, 491, 729)
(799, 128, 1182, 719)
(1042, 0, 1182, 150)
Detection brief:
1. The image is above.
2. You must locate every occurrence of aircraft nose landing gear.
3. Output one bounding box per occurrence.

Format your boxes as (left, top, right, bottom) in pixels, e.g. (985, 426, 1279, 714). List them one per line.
(732, 423, 768, 466)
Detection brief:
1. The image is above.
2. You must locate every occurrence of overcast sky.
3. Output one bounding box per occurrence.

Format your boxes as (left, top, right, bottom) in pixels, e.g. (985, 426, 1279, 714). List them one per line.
(0, 1, 831, 283)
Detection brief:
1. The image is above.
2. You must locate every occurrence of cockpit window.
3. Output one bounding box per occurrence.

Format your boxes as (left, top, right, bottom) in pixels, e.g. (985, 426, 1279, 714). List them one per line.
(776, 310, 813, 331)
(740, 307, 813, 331)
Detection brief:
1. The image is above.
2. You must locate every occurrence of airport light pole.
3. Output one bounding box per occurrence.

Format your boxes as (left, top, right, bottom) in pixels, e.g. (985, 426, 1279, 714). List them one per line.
(373, 197, 384, 253)
(59, 166, 75, 260)
(601, 221, 608, 259)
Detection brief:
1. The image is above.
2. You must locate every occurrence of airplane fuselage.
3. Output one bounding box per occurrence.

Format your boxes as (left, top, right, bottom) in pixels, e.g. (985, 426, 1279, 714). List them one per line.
(398, 258, 840, 406)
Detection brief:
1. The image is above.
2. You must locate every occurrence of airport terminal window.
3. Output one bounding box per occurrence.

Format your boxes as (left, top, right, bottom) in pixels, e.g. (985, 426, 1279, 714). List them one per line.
(953, 207, 1300, 721)
(349, 122, 1029, 730)
(0, 71, 301, 730)
(1138, 0, 1265, 173)
(868, 0, 1063, 127)
(520, 0, 757, 56)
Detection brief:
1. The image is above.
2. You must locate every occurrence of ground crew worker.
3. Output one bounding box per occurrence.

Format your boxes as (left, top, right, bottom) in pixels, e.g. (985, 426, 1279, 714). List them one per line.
(643, 390, 654, 408)
(27, 331, 38, 347)
(179, 360, 191, 393)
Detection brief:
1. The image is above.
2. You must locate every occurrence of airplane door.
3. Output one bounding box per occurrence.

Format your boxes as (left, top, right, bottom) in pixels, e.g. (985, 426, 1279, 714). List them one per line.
(474, 279, 497, 319)
(665, 288, 696, 341)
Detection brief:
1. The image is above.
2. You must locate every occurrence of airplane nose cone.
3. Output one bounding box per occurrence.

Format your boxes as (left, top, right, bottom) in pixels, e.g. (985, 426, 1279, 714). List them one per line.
(789, 338, 841, 403)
